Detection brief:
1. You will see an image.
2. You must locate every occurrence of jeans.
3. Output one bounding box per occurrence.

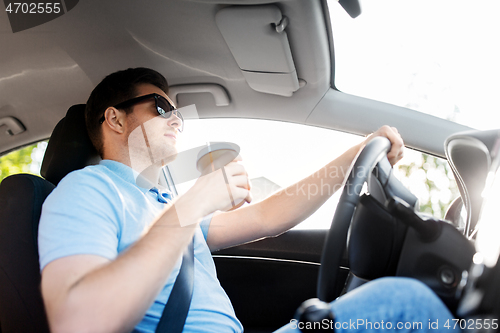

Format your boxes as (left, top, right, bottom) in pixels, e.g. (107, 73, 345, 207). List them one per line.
(275, 277, 459, 332)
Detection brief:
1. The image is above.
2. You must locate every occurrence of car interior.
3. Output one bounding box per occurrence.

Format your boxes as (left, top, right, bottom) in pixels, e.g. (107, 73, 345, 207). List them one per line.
(1, 0, 499, 332)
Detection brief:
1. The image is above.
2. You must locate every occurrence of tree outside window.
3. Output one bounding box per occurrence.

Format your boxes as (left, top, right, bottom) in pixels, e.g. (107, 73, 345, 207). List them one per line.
(0, 141, 48, 182)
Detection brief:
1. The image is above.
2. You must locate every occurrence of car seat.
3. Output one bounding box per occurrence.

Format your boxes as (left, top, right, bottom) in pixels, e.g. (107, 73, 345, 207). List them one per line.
(0, 104, 101, 333)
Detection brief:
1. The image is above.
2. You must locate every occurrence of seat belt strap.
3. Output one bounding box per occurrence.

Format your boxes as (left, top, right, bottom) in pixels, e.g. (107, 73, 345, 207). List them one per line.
(155, 239, 194, 333)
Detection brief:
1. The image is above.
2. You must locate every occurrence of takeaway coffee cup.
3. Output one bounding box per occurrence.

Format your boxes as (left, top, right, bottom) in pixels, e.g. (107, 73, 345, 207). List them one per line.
(196, 142, 240, 173)
(196, 142, 245, 210)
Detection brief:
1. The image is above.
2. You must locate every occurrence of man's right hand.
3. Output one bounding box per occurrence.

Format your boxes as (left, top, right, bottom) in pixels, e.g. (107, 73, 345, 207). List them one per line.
(188, 155, 252, 215)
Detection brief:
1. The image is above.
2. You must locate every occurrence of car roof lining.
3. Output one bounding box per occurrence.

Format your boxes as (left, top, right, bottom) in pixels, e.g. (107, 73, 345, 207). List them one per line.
(0, 0, 331, 153)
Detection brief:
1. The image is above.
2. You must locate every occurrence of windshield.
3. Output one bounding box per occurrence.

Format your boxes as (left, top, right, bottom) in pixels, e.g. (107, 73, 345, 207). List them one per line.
(329, 0, 500, 130)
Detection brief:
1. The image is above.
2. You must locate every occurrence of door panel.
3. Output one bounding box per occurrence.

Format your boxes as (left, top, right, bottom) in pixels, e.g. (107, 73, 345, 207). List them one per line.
(214, 229, 349, 332)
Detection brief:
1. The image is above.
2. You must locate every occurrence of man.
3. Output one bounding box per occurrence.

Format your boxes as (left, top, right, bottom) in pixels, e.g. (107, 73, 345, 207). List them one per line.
(38, 68, 455, 333)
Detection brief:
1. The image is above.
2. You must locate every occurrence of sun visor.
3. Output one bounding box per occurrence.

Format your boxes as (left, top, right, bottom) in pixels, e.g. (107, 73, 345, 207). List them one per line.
(216, 5, 300, 97)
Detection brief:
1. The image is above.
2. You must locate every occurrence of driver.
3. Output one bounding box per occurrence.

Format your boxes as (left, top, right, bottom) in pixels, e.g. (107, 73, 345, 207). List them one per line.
(38, 67, 456, 332)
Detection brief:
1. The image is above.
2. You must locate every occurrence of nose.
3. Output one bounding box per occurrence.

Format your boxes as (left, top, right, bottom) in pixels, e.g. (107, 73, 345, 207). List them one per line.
(167, 111, 183, 131)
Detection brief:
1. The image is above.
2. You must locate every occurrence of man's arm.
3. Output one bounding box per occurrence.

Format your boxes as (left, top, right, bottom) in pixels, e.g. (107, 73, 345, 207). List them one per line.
(41, 195, 200, 333)
(41, 165, 250, 333)
(206, 126, 404, 251)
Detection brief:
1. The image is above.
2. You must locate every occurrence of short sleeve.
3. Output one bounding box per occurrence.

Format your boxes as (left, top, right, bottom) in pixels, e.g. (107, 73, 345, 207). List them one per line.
(200, 213, 214, 241)
(38, 169, 123, 270)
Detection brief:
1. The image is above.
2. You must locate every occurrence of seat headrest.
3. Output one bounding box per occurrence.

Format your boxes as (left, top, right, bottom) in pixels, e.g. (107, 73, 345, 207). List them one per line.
(41, 104, 101, 185)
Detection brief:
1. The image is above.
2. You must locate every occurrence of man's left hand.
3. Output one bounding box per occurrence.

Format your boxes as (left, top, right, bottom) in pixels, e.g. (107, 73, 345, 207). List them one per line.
(364, 125, 404, 165)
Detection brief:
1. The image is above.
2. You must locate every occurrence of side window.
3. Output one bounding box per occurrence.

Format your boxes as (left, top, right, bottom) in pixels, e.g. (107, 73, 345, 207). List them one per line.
(0, 141, 48, 182)
(167, 118, 459, 229)
(395, 150, 460, 218)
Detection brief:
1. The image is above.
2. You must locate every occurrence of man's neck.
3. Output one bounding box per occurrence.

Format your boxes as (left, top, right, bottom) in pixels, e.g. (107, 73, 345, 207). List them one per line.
(135, 162, 163, 189)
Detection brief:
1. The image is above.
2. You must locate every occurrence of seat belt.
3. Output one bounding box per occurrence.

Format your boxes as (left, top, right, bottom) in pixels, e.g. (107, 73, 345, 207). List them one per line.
(155, 239, 194, 333)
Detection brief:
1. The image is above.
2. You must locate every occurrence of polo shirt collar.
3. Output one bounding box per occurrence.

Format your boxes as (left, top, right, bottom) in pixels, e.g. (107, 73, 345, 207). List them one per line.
(99, 159, 159, 195)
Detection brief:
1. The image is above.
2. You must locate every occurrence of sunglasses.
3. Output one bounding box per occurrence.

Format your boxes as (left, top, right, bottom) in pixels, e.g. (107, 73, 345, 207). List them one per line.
(99, 93, 184, 132)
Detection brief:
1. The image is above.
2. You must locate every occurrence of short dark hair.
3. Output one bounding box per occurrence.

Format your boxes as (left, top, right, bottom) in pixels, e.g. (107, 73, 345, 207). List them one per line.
(85, 67, 169, 157)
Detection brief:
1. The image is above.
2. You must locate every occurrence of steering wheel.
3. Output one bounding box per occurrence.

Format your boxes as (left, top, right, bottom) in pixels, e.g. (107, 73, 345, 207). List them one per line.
(317, 136, 392, 302)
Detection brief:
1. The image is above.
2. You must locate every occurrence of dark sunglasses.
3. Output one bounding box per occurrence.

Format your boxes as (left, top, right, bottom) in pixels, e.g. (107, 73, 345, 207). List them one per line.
(99, 93, 184, 132)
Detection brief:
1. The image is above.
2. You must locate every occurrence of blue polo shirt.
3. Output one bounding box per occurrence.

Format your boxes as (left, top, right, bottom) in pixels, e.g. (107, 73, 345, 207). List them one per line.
(38, 159, 243, 333)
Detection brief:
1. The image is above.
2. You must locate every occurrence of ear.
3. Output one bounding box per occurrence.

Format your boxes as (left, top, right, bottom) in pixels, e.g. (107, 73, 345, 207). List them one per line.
(102, 107, 127, 134)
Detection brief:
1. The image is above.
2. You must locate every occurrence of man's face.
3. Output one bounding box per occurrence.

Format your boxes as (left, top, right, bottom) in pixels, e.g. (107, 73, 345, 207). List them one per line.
(126, 84, 181, 170)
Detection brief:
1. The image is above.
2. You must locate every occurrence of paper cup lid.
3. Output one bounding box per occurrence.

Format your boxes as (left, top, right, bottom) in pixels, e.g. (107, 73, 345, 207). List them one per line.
(196, 142, 240, 161)
(196, 142, 240, 171)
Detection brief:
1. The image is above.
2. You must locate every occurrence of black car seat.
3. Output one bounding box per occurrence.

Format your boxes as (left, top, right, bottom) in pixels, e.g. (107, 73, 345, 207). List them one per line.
(0, 104, 101, 333)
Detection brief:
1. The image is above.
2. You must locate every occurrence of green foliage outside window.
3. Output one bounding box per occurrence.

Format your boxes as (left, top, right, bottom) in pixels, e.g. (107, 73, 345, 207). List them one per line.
(395, 152, 460, 218)
(0, 141, 48, 183)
